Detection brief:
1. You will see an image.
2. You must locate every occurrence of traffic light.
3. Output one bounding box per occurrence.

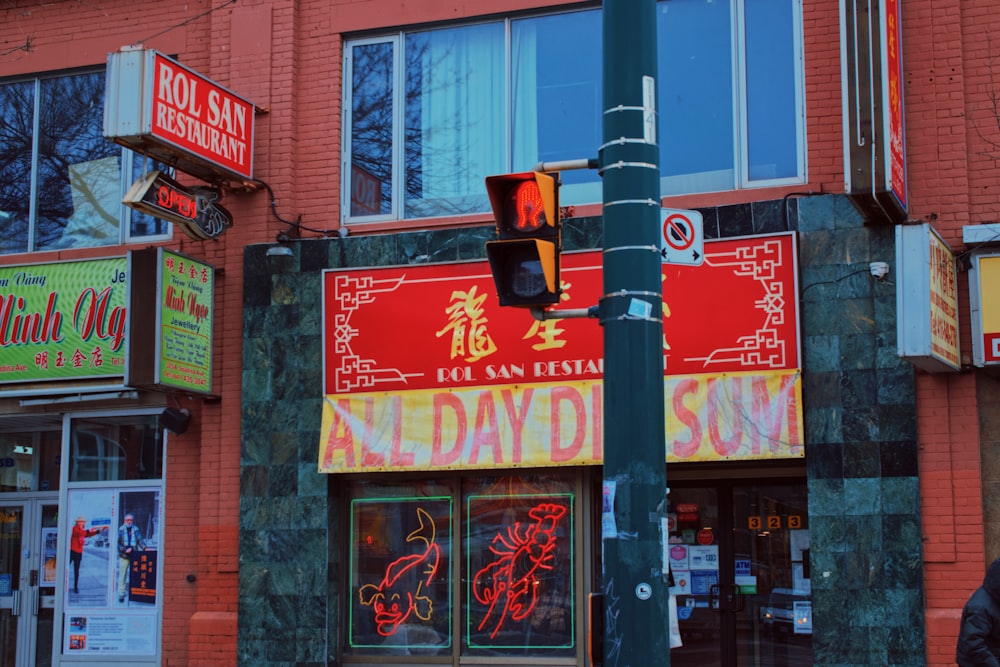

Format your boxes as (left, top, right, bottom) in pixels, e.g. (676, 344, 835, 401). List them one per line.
(485, 171, 561, 307)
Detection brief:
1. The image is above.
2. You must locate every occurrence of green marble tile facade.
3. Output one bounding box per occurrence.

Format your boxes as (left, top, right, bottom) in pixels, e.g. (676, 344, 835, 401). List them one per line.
(239, 193, 924, 665)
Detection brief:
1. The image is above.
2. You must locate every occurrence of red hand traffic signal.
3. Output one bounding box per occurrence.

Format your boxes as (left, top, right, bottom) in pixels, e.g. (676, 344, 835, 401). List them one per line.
(484, 172, 561, 308)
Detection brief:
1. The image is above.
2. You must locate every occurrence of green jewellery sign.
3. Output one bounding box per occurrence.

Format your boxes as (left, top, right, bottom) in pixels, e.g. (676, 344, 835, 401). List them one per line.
(0, 258, 128, 384)
(127, 248, 215, 395)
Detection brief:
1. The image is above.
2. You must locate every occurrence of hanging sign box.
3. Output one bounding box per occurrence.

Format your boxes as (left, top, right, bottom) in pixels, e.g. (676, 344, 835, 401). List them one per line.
(895, 224, 960, 372)
(123, 170, 233, 241)
(127, 248, 215, 395)
(104, 47, 255, 183)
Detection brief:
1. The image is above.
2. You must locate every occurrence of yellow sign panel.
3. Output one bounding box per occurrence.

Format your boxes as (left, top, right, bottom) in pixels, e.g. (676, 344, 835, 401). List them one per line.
(980, 256, 1000, 337)
(318, 369, 803, 473)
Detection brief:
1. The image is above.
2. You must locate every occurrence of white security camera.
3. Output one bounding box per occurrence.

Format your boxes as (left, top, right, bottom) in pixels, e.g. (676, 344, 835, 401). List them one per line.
(869, 261, 889, 280)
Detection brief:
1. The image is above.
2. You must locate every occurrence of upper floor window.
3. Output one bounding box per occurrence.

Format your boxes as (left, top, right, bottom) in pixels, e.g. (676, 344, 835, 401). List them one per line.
(342, 0, 804, 224)
(0, 70, 170, 256)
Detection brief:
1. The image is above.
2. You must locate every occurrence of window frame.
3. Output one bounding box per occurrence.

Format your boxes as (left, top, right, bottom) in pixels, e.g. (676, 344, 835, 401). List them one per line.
(340, 0, 806, 225)
(0, 68, 172, 256)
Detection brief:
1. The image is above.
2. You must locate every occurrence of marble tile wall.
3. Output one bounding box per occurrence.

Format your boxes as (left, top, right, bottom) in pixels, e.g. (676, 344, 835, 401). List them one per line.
(239, 193, 924, 665)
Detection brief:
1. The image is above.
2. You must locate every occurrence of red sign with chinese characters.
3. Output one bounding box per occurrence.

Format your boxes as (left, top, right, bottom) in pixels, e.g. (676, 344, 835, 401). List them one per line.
(323, 233, 799, 395)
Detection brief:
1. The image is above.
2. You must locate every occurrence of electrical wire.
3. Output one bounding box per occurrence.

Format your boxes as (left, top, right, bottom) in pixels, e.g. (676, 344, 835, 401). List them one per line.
(251, 179, 334, 236)
(0, 36, 33, 58)
(132, 0, 238, 46)
(799, 267, 879, 298)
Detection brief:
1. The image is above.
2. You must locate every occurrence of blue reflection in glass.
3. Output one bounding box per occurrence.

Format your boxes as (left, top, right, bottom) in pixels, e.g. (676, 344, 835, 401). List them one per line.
(657, 0, 736, 194)
(404, 23, 505, 218)
(745, 0, 799, 181)
(513, 9, 602, 206)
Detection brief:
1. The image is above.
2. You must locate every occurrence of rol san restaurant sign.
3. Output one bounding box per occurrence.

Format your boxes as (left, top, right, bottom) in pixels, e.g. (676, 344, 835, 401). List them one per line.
(320, 233, 802, 472)
(127, 248, 214, 395)
(105, 47, 254, 183)
(0, 259, 128, 384)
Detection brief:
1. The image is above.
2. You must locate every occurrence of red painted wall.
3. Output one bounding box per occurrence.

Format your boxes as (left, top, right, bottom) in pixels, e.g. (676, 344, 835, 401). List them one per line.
(902, 0, 998, 662)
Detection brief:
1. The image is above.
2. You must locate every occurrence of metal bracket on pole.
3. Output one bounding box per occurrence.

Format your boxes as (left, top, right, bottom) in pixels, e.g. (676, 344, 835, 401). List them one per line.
(598, 289, 663, 325)
(598, 160, 658, 175)
(529, 305, 599, 322)
(532, 158, 599, 173)
(603, 244, 660, 254)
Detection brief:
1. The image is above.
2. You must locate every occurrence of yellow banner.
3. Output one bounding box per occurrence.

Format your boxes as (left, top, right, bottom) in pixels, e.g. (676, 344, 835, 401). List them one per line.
(319, 369, 802, 473)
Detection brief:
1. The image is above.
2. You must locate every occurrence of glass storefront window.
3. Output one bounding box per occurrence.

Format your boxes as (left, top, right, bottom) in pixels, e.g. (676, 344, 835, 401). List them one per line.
(0, 423, 61, 493)
(0, 71, 171, 255)
(346, 473, 577, 661)
(348, 480, 453, 655)
(464, 476, 575, 657)
(68, 415, 163, 483)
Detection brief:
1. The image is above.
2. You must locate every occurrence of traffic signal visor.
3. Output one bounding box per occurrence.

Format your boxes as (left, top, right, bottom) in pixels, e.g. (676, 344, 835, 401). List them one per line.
(486, 238, 558, 306)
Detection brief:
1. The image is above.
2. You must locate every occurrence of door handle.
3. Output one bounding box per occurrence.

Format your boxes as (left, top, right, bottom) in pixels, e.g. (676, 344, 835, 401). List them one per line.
(32, 589, 39, 616)
(709, 583, 720, 613)
(732, 583, 746, 612)
(10, 589, 20, 617)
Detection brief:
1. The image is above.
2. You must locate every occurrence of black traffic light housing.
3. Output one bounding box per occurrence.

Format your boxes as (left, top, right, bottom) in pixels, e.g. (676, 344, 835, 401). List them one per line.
(485, 171, 561, 307)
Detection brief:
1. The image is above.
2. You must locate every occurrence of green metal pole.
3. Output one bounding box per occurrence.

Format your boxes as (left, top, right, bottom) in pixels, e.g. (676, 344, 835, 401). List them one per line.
(600, 0, 670, 664)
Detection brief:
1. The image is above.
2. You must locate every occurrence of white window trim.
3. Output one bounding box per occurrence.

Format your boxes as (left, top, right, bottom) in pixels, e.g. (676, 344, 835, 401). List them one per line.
(736, 0, 807, 190)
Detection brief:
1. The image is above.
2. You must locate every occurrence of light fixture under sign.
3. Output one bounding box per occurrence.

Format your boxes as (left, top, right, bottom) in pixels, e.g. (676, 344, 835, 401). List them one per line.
(266, 245, 294, 257)
(159, 407, 191, 435)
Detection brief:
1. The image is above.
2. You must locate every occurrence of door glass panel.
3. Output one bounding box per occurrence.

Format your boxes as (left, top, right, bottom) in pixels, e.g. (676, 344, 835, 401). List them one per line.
(733, 484, 812, 666)
(0, 506, 23, 667)
(35, 503, 57, 667)
(667, 481, 810, 667)
(668, 487, 722, 666)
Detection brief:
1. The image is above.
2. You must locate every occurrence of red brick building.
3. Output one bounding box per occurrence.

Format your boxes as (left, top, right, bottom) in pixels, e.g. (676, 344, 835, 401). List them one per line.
(1, 0, 998, 665)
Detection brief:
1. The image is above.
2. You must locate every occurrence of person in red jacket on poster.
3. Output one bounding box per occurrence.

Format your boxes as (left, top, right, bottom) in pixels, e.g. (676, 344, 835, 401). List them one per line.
(69, 516, 107, 594)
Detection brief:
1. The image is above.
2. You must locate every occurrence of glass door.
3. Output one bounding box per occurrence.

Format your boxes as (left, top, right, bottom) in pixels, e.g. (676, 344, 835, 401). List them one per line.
(0, 503, 25, 667)
(0, 500, 58, 667)
(667, 480, 811, 667)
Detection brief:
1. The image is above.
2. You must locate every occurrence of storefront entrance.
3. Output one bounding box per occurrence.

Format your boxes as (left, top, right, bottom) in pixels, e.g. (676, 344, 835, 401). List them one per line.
(0, 497, 59, 667)
(667, 478, 811, 667)
(0, 411, 167, 666)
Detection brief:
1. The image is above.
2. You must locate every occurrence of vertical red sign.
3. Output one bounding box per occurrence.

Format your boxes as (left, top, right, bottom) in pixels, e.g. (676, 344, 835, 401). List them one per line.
(884, 0, 906, 208)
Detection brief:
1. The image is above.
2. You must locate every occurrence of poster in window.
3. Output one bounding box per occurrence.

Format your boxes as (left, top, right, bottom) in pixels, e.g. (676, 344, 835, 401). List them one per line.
(465, 493, 574, 653)
(63, 487, 161, 656)
(349, 497, 452, 652)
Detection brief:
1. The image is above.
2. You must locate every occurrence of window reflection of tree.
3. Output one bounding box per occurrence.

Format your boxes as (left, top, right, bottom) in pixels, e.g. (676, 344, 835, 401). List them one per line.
(0, 73, 170, 254)
(0, 81, 34, 254)
(349, 31, 500, 221)
(36, 73, 119, 249)
(350, 43, 394, 216)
